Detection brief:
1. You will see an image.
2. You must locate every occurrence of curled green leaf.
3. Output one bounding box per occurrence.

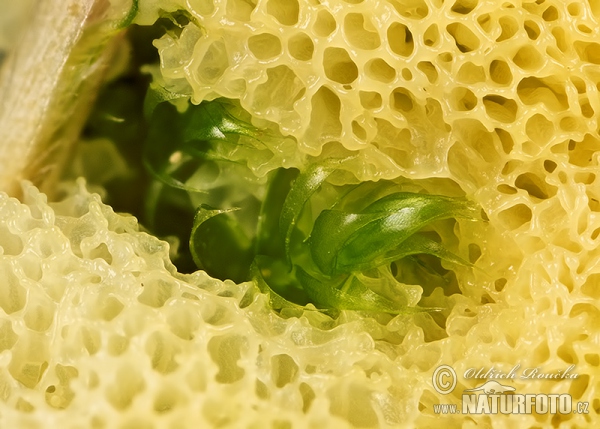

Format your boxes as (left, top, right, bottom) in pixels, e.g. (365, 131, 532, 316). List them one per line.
(250, 257, 305, 312)
(255, 168, 298, 258)
(143, 80, 189, 119)
(143, 102, 197, 191)
(296, 267, 430, 314)
(143, 99, 261, 192)
(279, 158, 350, 261)
(310, 193, 477, 275)
(190, 205, 253, 283)
(181, 101, 259, 142)
(114, 0, 139, 29)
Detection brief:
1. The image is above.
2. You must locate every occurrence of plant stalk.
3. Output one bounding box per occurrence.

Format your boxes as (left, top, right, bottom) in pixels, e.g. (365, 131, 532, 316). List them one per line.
(0, 0, 129, 198)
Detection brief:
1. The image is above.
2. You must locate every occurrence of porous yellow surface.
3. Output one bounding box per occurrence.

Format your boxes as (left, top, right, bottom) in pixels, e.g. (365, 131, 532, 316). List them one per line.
(0, 181, 465, 428)
(1, 0, 600, 427)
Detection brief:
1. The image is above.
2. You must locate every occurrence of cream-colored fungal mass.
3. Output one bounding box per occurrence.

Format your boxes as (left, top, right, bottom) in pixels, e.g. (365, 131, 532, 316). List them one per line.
(0, 179, 590, 427)
(1, 0, 600, 427)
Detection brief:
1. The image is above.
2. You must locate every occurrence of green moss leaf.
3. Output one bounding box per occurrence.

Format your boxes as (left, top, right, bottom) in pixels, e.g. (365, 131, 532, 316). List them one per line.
(296, 267, 429, 314)
(255, 168, 298, 258)
(279, 158, 349, 261)
(114, 0, 139, 29)
(190, 205, 253, 283)
(181, 101, 258, 142)
(143, 80, 189, 119)
(310, 193, 476, 275)
(143, 99, 260, 192)
(251, 257, 307, 312)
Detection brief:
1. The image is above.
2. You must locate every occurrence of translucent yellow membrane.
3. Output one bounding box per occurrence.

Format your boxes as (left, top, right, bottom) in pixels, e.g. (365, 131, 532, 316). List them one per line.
(0, 181, 447, 428)
(1, 0, 599, 427)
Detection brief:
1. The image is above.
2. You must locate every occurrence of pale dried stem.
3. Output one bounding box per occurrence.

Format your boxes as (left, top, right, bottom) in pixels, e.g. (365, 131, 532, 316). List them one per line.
(0, 0, 123, 198)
